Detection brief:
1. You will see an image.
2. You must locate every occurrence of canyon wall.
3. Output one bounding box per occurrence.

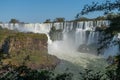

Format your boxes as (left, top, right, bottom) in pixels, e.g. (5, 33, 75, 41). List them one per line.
(0, 29, 60, 69)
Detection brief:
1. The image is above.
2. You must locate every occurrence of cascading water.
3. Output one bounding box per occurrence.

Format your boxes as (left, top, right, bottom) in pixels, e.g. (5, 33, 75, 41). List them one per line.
(75, 29, 86, 47)
(1, 21, 115, 79)
(0, 20, 118, 56)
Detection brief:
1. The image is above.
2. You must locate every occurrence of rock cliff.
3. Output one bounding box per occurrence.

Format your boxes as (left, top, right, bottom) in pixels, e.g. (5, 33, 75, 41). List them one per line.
(0, 29, 60, 69)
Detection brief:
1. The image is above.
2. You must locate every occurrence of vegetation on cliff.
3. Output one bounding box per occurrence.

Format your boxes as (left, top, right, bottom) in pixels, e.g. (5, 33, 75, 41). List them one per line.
(49, 26, 63, 41)
(0, 28, 59, 70)
(9, 19, 19, 24)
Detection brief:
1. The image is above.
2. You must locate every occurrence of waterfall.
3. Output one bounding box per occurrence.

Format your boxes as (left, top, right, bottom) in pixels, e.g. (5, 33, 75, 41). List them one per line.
(75, 29, 86, 47)
(1, 20, 117, 78)
(0, 20, 118, 57)
(87, 32, 99, 45)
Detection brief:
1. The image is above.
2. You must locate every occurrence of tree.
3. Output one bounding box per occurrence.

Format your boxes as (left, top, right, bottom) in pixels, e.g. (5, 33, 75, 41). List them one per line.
(77, 0, 120, 16)
(75, 17, 90, 21)
(95, 16, 106, 20)
(76, 1, 120, 79)
(105, 55, 120, 80)
(104, 12, 120, 20)
(0, 65, 72, 80)
(54, 18, 65, 22)
(44, 19, 51, 23)
(55, 73, 73, 80)
(76, 0, 120, 54)
(98, 14, 120, 54)
(79, 69, 105, 80)
(9, 19, 19, 24)
(49, 26, 63, 41)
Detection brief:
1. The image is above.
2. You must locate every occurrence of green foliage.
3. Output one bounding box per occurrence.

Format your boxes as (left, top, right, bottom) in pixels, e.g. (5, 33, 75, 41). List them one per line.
(108, 15, 120, 33)
(9, 19, 19, 24)
(55, 73, 73, 80)
(49, 26, 63, 41)
(97, 15, 120, 54)
(77, 0, 120, 54)
(10, 32, 48, 41)
(78, 55, 120, 80)
(0, 65, 72, 80)
(44, 19, 51, 23)
(75, 1, 120, 80)
(0, 28, 59, 70)
(105, 55, 120, 80)
(0, 28, 47, 43)
(95, 16, 106, 20)
(54, 18, 65, 22)
(0, 55, 120, 80)
(15, 66, 54, 80)
(79, 69, 105, 80)
(77, 0, 120, 16)
(106, 12, 120, 20)
(75, 17, 90, 21)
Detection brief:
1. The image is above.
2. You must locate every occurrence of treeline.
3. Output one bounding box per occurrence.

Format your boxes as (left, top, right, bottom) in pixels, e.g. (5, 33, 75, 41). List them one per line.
(44, 13, 120, 23)
(1, 13, 119, 24)
(0, 54, 120, 80)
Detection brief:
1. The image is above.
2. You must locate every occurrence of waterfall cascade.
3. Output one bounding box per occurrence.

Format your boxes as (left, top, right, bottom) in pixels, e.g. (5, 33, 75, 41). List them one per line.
(0, 20, 119, 57)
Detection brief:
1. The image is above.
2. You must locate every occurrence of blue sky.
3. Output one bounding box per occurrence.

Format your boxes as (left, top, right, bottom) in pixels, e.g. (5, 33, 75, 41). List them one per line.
(0, 0, 106, 23)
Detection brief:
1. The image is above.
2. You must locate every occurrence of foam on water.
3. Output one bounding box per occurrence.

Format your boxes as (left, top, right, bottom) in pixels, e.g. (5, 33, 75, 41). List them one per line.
(0, 21, 111, 79)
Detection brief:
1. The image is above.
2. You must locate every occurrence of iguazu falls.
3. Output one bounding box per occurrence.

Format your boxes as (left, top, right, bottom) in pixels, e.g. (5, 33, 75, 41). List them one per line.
(0, 0, 120, 80)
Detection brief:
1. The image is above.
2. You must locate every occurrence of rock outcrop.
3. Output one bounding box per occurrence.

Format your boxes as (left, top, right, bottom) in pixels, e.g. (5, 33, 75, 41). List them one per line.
(78, 44, 97, 54)
(0, 29, 60, 70)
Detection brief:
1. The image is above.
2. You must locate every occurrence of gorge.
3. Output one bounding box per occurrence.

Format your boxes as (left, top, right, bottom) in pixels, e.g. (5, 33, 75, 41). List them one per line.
(0, 20, 119, 57)
(0, 20, 119, 79)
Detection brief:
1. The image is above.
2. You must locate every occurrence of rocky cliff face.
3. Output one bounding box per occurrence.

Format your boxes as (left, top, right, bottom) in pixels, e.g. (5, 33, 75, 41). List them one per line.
(2, 33, 48, 54)
(0, 29, 60, 70)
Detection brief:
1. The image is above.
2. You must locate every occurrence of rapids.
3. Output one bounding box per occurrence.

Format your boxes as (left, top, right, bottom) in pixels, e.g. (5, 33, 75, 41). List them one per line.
(1, 21, 114, 79)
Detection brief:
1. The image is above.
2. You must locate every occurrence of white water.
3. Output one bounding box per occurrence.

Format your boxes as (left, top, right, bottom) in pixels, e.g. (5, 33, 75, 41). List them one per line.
(0, 20, 118, 66)
(1, 21, 113, 79)
(0, 20, 118, 57)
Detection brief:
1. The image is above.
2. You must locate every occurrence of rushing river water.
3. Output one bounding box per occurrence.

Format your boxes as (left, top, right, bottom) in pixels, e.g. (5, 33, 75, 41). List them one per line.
(0, 21, 117, 79)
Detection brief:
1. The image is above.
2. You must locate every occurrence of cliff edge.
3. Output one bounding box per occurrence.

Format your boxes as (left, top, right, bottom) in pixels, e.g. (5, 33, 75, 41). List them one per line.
(0, 29, 60, 69)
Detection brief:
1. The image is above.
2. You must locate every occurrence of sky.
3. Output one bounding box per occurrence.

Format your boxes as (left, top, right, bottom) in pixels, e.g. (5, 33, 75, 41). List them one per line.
(0, 0, 107, 23)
